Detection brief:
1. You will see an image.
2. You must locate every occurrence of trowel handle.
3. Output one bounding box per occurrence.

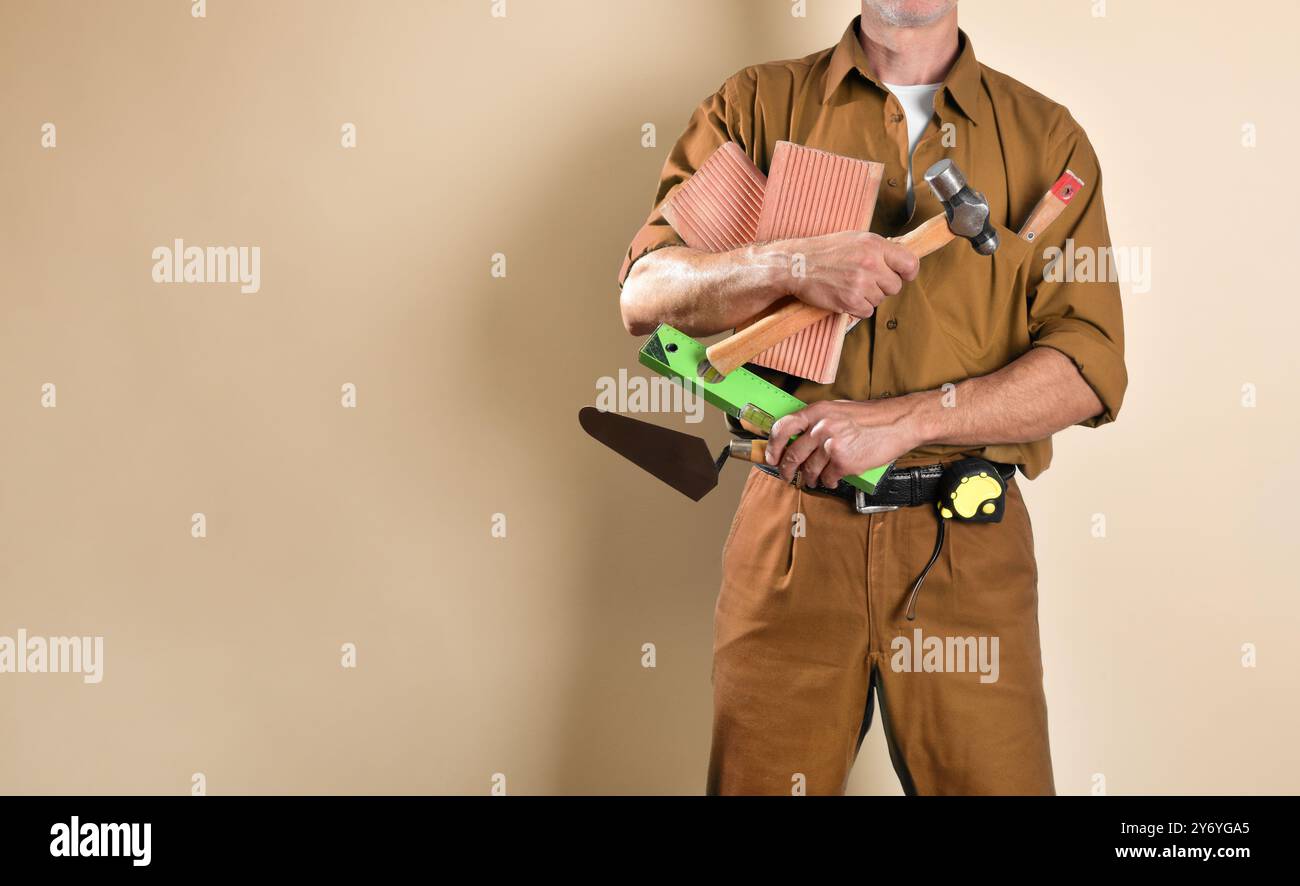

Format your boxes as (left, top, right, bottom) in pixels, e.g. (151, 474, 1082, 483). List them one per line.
(727, 439, 768, 464)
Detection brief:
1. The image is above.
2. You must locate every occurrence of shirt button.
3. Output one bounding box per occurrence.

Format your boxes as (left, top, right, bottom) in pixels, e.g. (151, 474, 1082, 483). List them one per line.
(886, 319, 898, 330)
(891, 113, 904, 123)
(881, 392, 893, 399)
(888, 178, 899, 188)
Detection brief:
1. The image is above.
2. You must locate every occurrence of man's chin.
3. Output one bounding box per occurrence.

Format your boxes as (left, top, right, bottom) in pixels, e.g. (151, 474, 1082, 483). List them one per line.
(865, 0, 958, 28)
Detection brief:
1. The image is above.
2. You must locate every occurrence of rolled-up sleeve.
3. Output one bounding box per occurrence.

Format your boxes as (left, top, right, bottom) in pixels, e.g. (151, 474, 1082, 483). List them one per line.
(1025, 120, 1128, 427)
(616, 83, 736, 287)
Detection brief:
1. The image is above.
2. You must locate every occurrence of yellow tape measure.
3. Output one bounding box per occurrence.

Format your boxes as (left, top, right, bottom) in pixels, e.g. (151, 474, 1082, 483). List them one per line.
(936, 458, 1006, 523)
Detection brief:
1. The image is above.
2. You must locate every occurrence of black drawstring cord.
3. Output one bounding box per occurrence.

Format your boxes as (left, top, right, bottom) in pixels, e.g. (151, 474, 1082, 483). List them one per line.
(905, 517, 947, 621)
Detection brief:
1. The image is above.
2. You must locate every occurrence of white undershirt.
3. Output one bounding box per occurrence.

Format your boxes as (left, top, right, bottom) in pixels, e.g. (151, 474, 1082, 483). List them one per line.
(882, 82, 942, 214)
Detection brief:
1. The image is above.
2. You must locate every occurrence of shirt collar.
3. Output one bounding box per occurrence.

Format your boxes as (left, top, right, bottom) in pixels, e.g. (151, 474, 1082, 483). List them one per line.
(822, 17, 983, 125)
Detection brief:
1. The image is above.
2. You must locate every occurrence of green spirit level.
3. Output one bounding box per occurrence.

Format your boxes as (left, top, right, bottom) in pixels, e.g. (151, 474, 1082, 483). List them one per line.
(638, 324, 892, 494)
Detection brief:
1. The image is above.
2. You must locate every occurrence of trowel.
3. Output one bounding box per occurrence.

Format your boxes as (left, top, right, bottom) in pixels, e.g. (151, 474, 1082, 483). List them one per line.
(577, 407, 765, 502)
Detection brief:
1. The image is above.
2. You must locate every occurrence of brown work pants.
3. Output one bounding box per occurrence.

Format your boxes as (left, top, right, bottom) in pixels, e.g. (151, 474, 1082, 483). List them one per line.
(708, 467, 1055, 795)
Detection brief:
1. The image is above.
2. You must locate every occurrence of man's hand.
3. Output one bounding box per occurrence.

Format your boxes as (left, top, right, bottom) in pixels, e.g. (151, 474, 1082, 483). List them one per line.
(765, 398, 924, 489)
(761, 349, 1109, 490)
(783, 230, 920, 319)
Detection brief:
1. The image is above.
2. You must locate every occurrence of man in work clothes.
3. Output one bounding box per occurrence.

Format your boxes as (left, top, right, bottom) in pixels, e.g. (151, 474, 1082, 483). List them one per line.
(618, 1, 1126, 794)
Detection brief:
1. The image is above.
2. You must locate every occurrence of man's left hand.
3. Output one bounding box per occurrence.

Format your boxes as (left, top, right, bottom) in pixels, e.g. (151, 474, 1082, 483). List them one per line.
(765, 398, 925, 489)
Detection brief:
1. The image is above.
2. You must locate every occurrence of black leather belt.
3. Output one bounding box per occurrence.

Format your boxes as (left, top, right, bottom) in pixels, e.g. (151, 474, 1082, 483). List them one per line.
(753, 460, 1016, 513)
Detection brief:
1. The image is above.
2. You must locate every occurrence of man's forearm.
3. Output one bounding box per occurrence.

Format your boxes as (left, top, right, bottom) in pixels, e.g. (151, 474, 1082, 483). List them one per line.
(761, 333, 1106, 488)
(619, 245, 787, 337)
(904, 346, 1104, 447)
(620, 230, 919, 337)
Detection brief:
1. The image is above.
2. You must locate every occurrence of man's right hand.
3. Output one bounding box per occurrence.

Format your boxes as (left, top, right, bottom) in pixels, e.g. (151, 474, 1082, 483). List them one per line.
(779, 230, 920, 319)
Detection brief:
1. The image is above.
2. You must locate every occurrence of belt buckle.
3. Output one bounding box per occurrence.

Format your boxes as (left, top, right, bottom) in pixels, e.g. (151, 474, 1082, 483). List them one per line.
(854, 489, 900, 515)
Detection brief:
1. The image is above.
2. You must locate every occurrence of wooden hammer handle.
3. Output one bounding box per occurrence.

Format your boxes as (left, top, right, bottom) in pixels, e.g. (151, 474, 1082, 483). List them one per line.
(703, 213, 957, 378)
(704, 297, 815, 378)
(893, 212, 957, 259)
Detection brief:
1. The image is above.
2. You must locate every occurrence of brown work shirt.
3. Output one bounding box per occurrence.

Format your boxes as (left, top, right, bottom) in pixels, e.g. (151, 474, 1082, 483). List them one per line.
(618, 17, 1126, 478)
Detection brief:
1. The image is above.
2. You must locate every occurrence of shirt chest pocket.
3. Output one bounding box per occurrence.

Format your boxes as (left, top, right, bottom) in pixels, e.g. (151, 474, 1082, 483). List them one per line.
(899, 221, 1037, 376)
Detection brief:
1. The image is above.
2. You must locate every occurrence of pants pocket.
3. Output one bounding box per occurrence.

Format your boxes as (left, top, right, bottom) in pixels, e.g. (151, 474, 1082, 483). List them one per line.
(721, 470, 762, 563)
(721, 470, 799, 588)
(945, 478, 1039, 628)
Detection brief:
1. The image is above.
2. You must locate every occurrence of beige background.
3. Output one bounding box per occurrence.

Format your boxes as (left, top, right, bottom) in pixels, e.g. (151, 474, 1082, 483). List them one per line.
(0, 0, 1295, 795)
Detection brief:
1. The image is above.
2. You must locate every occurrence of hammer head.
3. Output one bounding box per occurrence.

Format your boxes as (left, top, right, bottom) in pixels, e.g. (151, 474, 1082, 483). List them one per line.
(922, 159, 999, 256)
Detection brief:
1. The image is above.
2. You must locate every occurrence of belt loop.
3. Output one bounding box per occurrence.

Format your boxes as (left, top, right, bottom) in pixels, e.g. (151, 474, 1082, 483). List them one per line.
(909, 467, 922, 507)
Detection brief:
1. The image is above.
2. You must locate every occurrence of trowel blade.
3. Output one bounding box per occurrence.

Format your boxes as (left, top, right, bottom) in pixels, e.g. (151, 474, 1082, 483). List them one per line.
(578, 407, 720, 501)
